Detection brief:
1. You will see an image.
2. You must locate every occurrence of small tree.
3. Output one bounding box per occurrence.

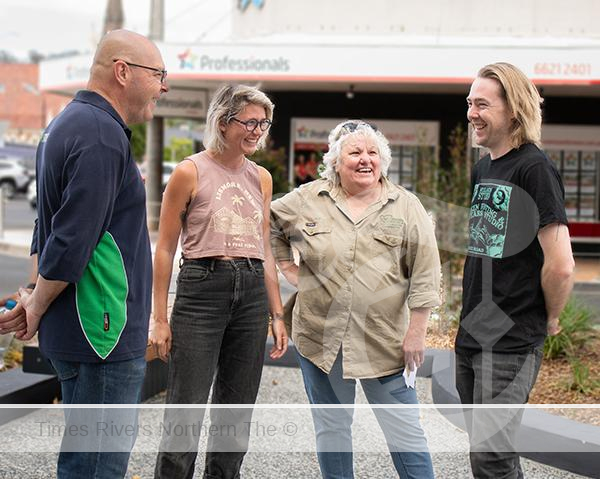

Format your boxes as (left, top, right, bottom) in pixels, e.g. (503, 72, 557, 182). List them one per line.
(417, 123, 472, 331)
(437, 123, 472, 324)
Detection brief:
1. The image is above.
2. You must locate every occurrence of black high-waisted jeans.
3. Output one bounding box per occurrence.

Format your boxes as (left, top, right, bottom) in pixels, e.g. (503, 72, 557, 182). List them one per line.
(155, 257, 269, 479)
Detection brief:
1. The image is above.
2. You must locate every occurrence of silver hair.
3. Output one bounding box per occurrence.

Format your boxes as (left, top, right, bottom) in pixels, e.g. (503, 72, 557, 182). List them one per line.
(203, 84, 274, 154)
(320, 120, 392, 184)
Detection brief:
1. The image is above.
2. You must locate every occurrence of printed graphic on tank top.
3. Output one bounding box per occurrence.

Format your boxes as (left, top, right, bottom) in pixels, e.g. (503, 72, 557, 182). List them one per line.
(211, 180, 263, 251)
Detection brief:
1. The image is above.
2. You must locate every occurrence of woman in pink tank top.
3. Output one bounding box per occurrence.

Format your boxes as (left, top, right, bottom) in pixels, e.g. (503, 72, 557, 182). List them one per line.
(150, 85, 288, 479)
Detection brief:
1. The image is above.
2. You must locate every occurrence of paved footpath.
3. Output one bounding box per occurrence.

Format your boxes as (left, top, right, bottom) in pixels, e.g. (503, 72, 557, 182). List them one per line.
(0, 366, 591, 478)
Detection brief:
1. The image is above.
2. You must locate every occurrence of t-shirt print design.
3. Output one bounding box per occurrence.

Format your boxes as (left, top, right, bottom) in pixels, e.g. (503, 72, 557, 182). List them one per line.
(468, 182, 512, 258)
(210, 181, 263, 250)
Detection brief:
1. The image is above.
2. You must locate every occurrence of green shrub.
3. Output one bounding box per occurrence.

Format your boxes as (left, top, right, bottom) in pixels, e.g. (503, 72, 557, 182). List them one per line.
(544, 299, 596, 360)
(250, 145, 290, 194)
(567, 357, 600, 394)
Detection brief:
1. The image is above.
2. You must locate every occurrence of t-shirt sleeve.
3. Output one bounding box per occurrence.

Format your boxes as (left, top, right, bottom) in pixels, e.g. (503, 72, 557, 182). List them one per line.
(522, 161, 568, 229)
(38, 143, 125, 283)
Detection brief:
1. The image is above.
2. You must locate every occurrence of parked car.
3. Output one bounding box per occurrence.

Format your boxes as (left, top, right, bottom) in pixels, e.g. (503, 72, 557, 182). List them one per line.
(0, 157, 30, 199)
(28, 179, 36, 209)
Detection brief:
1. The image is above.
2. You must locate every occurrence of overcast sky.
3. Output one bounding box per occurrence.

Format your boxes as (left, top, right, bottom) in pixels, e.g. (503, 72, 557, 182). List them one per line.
(0, 0, 232, 60)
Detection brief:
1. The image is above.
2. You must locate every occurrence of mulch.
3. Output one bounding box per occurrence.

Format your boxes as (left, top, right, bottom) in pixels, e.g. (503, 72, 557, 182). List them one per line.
(426, 324, 600, 427)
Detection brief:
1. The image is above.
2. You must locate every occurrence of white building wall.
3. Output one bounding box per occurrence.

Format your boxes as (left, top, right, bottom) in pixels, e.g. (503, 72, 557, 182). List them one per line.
(232, 0, 600, 39)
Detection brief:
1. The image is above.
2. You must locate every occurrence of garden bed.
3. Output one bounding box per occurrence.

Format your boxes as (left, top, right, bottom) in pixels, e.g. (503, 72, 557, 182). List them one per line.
(426, 323, 600, 426)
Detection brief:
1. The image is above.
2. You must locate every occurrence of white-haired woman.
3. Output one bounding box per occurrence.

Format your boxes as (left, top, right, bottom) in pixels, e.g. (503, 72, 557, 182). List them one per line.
(271, 120, 440, 479)
(151, 84, 288, 479)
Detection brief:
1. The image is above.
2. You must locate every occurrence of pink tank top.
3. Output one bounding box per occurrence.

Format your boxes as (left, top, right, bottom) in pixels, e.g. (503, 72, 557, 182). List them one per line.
(180, 151, 265, 260)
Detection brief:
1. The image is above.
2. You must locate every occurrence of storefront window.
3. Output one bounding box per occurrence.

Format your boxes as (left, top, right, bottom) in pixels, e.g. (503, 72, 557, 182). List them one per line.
(547, 150, 599, 222)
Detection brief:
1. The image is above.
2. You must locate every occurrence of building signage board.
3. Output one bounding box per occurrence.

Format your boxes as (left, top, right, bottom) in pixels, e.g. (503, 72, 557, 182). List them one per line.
(542, 124, 600, 151)
(291, 118, 438, 147)
(40, 43, 600, 92)
(289, 117, 439, 188)
(155, 89, 208, 119)
(161, 43, 600, 85)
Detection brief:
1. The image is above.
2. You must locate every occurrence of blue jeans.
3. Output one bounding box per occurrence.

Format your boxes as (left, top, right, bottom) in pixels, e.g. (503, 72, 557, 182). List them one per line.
(50, 356, 147, 479)
(455, 347, 543, 479)
(297, 351, 434, 479)
(155, 258, 269, 479)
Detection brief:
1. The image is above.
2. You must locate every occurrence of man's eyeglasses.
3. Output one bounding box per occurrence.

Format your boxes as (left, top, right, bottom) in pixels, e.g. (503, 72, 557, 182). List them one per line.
(230, 117, 272, 132)
(113, 59, 167, 84)
(335, 120, 378, 140)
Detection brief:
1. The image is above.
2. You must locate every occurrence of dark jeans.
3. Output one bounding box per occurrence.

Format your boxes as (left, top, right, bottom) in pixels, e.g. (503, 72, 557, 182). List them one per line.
(298, 351, 434, 479)
(50, 356, 147, 479)
(455, 347, 543, 479)
(155, 258, 269, 479)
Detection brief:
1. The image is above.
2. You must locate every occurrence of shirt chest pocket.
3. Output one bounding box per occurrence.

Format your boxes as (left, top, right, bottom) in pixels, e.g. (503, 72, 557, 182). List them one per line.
(299, 221, 332, 271)
(301, 221, 332, 241)
(371, 232, 404, 272)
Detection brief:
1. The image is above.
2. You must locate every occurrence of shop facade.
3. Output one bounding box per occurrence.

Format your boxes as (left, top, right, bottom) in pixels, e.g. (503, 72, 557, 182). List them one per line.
(38, 0, 600, 242)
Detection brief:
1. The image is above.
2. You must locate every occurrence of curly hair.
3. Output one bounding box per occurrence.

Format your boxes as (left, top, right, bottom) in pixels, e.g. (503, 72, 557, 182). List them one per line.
(320, 120, 392, 184)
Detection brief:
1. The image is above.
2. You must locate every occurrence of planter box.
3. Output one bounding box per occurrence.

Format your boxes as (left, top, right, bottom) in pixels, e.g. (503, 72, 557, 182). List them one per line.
(22, 345, 55, 375)
(21, 346, 168, 402)
(0, 368, 60, 426)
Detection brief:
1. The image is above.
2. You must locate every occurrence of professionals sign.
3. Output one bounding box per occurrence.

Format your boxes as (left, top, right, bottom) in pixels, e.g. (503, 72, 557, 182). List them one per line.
(39, 42, 600, 91)
(177, 48, 289, 73)
(161, 43, 600, 84)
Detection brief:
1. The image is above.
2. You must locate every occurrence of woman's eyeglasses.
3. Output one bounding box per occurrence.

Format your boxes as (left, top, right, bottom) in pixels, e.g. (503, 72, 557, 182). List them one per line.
(230, 117, 272, 132)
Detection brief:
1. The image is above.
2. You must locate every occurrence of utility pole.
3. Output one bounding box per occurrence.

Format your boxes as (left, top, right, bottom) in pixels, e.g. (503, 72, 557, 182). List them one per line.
(146, 0, 165, 230)
(103, 0, 125, 33)
(149, 0, 164, 40)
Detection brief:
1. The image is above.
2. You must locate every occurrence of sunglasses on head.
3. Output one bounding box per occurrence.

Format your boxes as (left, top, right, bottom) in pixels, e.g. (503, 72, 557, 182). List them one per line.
(335, 120, 378, 140)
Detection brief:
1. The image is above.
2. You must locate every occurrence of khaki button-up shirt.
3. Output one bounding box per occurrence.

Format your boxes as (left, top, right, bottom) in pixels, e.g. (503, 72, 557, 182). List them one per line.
(271, 178, 441, 379)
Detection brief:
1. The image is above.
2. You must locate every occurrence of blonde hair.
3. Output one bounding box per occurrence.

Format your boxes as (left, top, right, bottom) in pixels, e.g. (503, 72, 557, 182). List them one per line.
(478, 62, 543, 148)
(321, 120, 392, 184)
(203, 84, 274, 154)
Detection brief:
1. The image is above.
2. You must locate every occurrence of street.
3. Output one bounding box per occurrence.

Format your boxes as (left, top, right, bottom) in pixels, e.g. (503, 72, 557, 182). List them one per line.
(0, 254, 29, 298)
(1, 196, 36, 230)
(0, 197, 35, 296)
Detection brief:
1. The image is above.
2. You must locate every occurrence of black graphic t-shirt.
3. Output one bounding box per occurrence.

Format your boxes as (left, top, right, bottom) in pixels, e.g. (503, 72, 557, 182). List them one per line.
(456, 143, 568, 353)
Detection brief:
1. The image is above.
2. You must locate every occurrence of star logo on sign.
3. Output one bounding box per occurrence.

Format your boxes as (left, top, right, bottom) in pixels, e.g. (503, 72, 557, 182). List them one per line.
(239, 0, 265, 11)
(177, 49, 196, 70)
